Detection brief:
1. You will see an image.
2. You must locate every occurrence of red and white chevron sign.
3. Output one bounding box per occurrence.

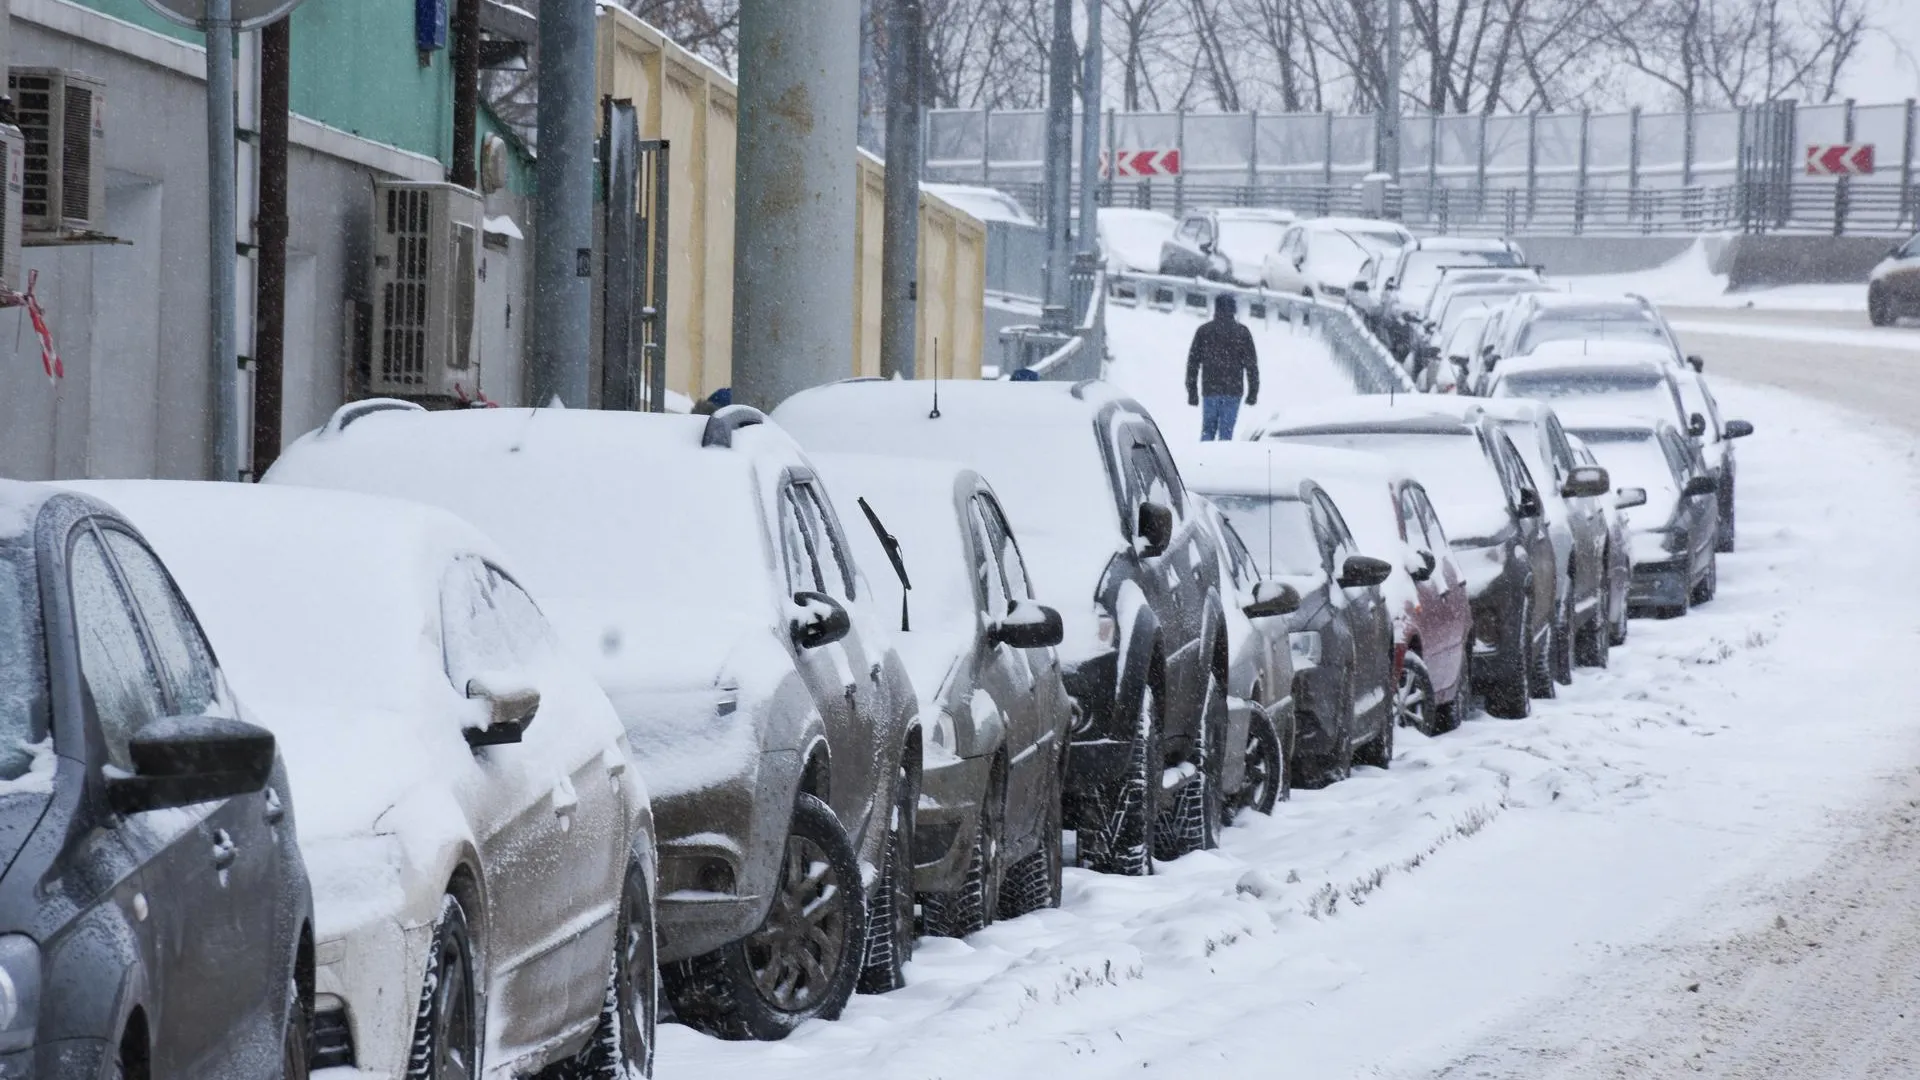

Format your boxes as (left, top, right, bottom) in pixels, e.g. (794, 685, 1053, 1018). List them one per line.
(1806, 143, 1875, 176)
(1099, 148, 1183, 178)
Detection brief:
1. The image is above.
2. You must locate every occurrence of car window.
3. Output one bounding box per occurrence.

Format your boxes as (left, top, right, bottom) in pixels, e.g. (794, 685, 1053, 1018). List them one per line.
(966, 500, 1011, 618)
(441, 557, 559, 689)
(1215, 515, 1260, 591)
(69, 529, 165, 771)
(778, 487, 825, 595)
(1413, 486, 1450, 551)
(1124, 421, 1186, 517)
(1396, 486, 1425, 549)
(101, 529, 217, 720)
(976, 495, 1032, 602)
(1316, 491, 1359, 564)
(1177, 217, 1201, 243)
(793, 482, 855, 601)
(0, 544, 43, 783)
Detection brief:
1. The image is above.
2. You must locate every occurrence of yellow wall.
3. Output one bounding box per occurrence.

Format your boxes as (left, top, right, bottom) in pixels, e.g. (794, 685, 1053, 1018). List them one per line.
(596, 8, 986, 396)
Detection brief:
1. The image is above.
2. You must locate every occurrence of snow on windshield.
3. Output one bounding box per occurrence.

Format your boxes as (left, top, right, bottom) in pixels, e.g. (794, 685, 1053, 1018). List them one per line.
(1308, 232, 1374, 284)
(1210, 495, 1320, 577)
(1401, 250, 1522, 297)
(1498, 373, 1684, 429)
(1517, 313, 1668, 354)
(1573, 430, 1681, 523)
(1100, 209, 1176, 273)
(1273, 432, 1511, 543)
(0, 546, 45, 785)
(1217, 221, 1291, 265)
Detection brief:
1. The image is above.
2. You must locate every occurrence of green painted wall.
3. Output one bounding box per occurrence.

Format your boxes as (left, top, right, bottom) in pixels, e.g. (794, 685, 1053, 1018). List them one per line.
(476, 107, 536, 196)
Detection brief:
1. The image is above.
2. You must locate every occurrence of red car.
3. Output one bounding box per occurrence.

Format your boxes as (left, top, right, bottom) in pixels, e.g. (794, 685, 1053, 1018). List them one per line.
(1304, 450, 1476, 736)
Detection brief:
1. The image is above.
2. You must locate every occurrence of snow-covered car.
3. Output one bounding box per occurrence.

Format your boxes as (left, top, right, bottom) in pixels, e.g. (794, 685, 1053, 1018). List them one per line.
(1173, 448, 1394, 786)
(72, 479, 656, 1079)
(1673, 368, 1755, 552)
(1484, 292, 1694, 372)
(1559, 420, 1722, 619)
(922, 183, 1037, 227)
(1160, 207, 1297, 284)
(1261, 217, 1415, 299)
(0, 481, 313, 1079)
(811, 453, 1073, 937)
(1379, 236, 1530, 356)
(1098, 207, 1178, 274)
(1869, 231, 1920, 325)
(1250, 400, 1558, 720)
(264, 401, 922, 1039)
(1569, 433, 1634, 648)
(1190, 499, 1299, 817)
(774, 380, 1228, 876)
(1486, 353, 1691, 433)
(1428, 308, 1494, 392)
(1414, 279, 1556, 379)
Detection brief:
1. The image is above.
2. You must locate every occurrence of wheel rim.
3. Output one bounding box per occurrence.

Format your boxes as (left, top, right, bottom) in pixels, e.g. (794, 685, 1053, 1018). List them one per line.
(1394, 663, 1428, 730)
(621, 877, 655, 1072)
(431, 927, 476, 1080)
(1239, 722, 1276, 812)
(745, 834, 849, 1013)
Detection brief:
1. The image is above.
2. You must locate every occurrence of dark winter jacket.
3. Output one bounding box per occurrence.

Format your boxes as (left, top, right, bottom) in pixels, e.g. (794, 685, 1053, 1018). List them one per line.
(1186, 314, 1260, 402)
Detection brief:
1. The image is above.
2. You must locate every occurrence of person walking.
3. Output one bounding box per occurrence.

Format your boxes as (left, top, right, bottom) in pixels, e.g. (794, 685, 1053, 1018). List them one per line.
(1186, 293, 1260, 441)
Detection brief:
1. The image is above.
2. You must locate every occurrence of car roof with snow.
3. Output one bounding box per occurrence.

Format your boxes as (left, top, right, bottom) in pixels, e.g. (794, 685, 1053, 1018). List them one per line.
(1175, 440, 1409, 498)
(0, 479, 60, 543)
(1511, 338, 1676, 364)
(1408, 236, 1521, 252)
(1212, 207, 1296, 222)
(1255, 395, 1491, 437)
(1493, 352, 1673, 380)
(776, 376, 1136, 431)
(1515, 292, 1654, 314)
(921, 183, 1035, 225)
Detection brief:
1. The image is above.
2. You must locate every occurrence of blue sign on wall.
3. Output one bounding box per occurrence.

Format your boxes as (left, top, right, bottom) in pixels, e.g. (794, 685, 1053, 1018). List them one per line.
(416, 0, 448, 54)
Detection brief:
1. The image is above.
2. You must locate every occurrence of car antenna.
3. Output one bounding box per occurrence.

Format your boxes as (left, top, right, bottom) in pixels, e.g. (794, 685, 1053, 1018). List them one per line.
(1265, 445, 1276, 574)
(929, 337, 942, 419)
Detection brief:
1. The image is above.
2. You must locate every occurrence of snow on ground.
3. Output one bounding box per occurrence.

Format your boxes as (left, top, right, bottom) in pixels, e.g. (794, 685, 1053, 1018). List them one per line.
(1104, 302, 1358, 440)
(1666, 316, 1920, 352)
(1560, 238, 1867, 312)
(659, 312, 1920, 1076)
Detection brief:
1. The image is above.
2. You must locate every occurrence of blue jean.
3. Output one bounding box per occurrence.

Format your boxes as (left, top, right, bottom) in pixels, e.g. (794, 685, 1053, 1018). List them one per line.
(1201, 395, 1242, 441)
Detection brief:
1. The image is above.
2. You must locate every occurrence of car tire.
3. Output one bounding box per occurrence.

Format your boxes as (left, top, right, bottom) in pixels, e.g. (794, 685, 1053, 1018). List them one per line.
(1717, 487, 1737, 553)
(858, 762, 918, 995)
(1692, 554, 1719, 606)
(1392, 651, 1438, 736)
(1870, 284, 1894, 327)
(1551, 596, 1576, 685)
(661, 794, 865, 1041)
(1226, 707, 1284, 823)
(999, 758, 1064, 919)
(554, 861, 657, 1079)
(1080, 683, 1158, 877)
(406, 894, 484, 1079)
(1434, 650, 1468, 733)
(1575, 607, 1609, 669)
(283, 977, 311, 1080)
(1531, 616, 1559, 700)
(921, 772, 1003, 940)
(1485, 597, 1533, 720)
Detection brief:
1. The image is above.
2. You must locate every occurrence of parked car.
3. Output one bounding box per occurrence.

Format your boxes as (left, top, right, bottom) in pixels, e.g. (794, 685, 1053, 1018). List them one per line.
(1250, 401, 1558, 720)
(1569, 433, 1634, 648)
(266, 400, 921, 1039)
(1190, 502, 1300, 817)
(78, 479, 657, 1078)
(809, 453, 1073, 937)
(1175, 443, 1396, 785)
(1673, 368, 1755, 551)
(1261, 217, 1415, 299)
(1867, 231, 1920, 325)
(922, 183, 1037, 226)
(774, 380, 1228, 876)
(1099, 207, 1179, 274)
(1378, 236, 1531, 356)
(1482, 292, 1698, 372)
(1160, 207, 1298, 284)
(1561, 419, 1722, 618)
(0, 481, 312, 1079)
(1485, 352, 1691, 432)
(1426, 308, 1495, 392)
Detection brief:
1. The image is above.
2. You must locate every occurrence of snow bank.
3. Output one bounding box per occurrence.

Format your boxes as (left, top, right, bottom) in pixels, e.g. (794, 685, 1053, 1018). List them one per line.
(1561, 238, 1867, 311)
(1098, 208, 1176, 274)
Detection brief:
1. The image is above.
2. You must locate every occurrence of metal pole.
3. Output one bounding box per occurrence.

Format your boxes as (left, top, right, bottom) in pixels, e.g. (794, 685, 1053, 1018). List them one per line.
(1104, 107, 1117, 206)
(1042, 0, 1074, 319)
(1901, 99, 1914, 227)
(1246, 109, 1258, 201)
(205, 0, 238, 481)
(1383, 0, 1402, 176)
(532, 0, 596, 407)
(1576, 108, 1590, 235)
(981, 104, 992, 185)
(1836, 98, 1854, 236)
(450, 0, 480, 189)
(1078, 0, 1103, 254)
(734, 0, 861, 408)
(1173, 107, 1186, 213)
(1323, 110, 1334, 187)
(251, 16, 289, 477)
(881, 0, 923, 378)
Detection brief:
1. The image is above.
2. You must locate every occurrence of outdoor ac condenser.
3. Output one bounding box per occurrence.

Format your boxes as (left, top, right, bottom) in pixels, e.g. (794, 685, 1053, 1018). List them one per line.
(368, 180, 482, 400)
(0, 124, 28, 295)
(7, 68, 106, 237)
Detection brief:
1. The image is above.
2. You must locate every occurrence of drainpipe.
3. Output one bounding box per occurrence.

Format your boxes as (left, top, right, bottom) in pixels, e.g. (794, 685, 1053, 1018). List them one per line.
(450, 0, 480, 189)
(251, 16, 290, 476)
(880, 0, 922, 380)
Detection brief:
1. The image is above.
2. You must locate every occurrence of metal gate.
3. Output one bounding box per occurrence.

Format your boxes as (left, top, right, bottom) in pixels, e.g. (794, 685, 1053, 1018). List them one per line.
(600, 97, 670, 411)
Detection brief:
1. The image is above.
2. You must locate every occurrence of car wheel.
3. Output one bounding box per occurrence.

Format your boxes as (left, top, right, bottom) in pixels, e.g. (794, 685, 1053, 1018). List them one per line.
(1392, 651, 1437, 736)
(1575, 604, 1610, 668)
(1551, 595, 1575, 685)
(1079, 682, 1158, 877)
(999, 754, 1064, 919)
(1161, 670, 1226, 854)
(1354, 670, 1396, 769)
(1227, 707, 1284, 822)
(1870, 283, 1894, 326)
(1434, 650, 1468, 733)
(553, 860, 657, 1079)
(662, 794, 865, 1040)
(921, 771, 1003, 939)
(284, 976, 312, 1080)
(1531, 615, 1559, 700)
(1717, 487, 1737, 552)
(407, 894, 483, 1080)
(1692, 554, 1719, 606)
(1323, 673, 1358, 782)
(1485, 596, 1533, 719)
(858, 761, 918, 995)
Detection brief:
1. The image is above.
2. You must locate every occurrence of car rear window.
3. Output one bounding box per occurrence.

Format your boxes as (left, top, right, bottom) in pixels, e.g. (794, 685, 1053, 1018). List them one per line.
(0, 546, 45, 782)
(1210, 495, 1321, 577)
(1271, 432, 1513, 544)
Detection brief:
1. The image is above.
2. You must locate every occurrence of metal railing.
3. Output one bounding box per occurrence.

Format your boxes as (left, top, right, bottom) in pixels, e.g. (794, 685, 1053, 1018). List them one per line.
(999, 256, 1107, 381)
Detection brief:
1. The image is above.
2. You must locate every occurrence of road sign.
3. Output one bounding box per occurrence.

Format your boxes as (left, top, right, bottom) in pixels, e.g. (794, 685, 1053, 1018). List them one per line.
(136, 0, 305, 31)
(1806, 143, 1875, 176)
(1099, 148, 1182, 179)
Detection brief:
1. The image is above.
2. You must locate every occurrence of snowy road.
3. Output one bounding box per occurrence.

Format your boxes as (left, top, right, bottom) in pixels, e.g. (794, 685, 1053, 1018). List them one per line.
(651, 311, 1920, 1077)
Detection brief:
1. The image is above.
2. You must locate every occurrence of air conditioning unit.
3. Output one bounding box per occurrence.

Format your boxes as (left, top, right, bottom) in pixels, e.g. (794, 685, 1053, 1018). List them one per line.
(7, 68, 105, 237)
(369, 181, 482, 399)
(0, 125, 26, 295)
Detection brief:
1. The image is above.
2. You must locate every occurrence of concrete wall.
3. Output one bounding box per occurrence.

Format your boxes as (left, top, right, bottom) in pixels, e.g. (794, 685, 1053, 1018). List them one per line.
(1515, 235, 1696, 277)
(1721, 235, 1896, 289)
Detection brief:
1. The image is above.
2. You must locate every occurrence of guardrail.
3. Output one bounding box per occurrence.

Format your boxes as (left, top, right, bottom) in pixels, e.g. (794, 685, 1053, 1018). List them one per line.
(1103, 270, 1414, 395)
(998, 256, 1107, 382)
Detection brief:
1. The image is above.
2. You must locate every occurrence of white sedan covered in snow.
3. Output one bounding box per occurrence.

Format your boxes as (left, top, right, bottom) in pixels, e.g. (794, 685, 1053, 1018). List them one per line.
(71, 481, 657, 1080)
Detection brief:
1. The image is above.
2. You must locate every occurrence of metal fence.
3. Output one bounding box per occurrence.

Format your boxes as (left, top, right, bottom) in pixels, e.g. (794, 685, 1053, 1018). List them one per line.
(931, 99, 1920, 236)
(1000, 257, 1108, 381)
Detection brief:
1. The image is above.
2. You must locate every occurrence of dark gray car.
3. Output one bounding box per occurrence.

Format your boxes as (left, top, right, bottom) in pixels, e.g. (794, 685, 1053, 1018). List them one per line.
(0, 481, 312, 1077)
(1566, 421, 1722, 618)
(1673, 368, 1755, 551)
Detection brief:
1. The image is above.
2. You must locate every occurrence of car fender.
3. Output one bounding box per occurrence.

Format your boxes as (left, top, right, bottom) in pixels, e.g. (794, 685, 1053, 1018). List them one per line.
(1111, 590, 1163, 741)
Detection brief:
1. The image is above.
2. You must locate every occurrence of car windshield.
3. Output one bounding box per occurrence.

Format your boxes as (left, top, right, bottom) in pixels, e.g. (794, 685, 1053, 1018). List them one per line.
(1443, 312, 1490, 355)
(1217, 221, 1292, 264)
(0, 546, 44, 783)
(1271, 432, 1512, 543)
(1400, 249, 1524, 296)
(1516, 310, 1667, 353)
(1209, 495, 1321, 577)
(1307, 232, 1374, 283)
(1495, 371, 1681, 426)
(1572, 430, 1681, 522)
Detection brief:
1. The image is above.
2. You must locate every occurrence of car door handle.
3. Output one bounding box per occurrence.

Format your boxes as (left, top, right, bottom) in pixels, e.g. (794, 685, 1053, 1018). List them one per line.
(263, 786, 285, 825)
(211, 830, 237, 871)
(552, 776, 579, 818)
(602, 746, 628, 778)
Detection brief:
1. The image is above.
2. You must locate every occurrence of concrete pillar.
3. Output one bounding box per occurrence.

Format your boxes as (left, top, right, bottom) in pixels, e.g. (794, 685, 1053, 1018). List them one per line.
(881, 0, 923, 379)
(1078, 0, 1103, 255)
(733, 0, 861, 409)
(1042, 0, 1074, 318)
(531, 0, 596, 407)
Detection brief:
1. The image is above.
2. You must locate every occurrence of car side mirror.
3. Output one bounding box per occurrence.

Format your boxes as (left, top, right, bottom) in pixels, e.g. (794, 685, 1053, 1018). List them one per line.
(989, 601, 1065, 649)
(1615, 487, 1648, 510)
(1243, 579, 1301, 619)
(1561, 465, 1610, 499)
(1515, 489, 1544, 518)
(1723, 419, 1754, 439)
(1683, 475, 1720, 498)
(1199, 239, 1216, 254)
(1687, 354, 1705, 372)
(106, 714, 277, 815)
(790, 591, 853, 650)
(1136, 501, 1175, 558)
(1337, 554, 1394, 589)
(463, 674, 540, 748)
(1689, 413, 1708, 438)
(1405, 549, 1436, 582)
